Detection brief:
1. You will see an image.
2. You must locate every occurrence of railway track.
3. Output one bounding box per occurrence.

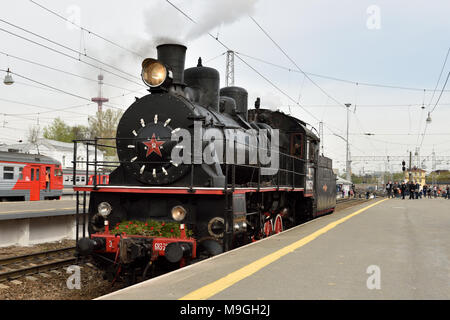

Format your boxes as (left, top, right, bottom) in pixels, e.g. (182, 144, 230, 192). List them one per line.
(336, 197, 373, 204)
(0, 247, 77, 282)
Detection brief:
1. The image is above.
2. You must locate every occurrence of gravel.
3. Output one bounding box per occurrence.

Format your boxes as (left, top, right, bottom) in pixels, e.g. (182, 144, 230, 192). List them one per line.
(0, 240, 124, 300)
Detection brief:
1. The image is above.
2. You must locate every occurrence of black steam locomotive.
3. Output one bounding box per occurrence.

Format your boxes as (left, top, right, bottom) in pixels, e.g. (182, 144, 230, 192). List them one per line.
(75, 44, 336, 284)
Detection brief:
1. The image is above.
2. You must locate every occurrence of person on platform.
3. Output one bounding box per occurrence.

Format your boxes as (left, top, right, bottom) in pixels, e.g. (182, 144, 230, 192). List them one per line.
(392, 181, 398, 198)
(428, 187, 432, 198)
(447, 186, 450, 199)
(409, 181, 415, 200)
(415, 181, 420, 199)
(400, 181, 406, 200)
(45, 169, 50, 191)
(386, 181, 392, 198)
(423, 185, 427, 199)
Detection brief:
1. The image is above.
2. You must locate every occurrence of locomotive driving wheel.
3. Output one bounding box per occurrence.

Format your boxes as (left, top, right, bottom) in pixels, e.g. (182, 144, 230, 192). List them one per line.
(273, 214, 283, 234)
(263, 219, 273, 237)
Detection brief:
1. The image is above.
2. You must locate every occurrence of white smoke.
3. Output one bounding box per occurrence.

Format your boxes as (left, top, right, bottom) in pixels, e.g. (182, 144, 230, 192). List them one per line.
(185, 0, 260, 40)
(141, 0, 260, 45)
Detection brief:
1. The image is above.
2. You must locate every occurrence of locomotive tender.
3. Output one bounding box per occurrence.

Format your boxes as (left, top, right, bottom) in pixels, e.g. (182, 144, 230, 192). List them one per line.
(75, 44, 336, 283)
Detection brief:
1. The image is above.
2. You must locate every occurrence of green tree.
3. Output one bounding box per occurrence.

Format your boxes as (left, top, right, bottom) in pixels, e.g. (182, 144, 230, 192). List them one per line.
(88, 109, 123, 156)
(42, 110, 122, 157)
(43, 118, 75, 143)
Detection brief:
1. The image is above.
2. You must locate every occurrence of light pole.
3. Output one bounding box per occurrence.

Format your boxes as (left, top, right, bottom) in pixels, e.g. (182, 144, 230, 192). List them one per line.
(345, 103, 351, 182)
(333, 132, 351, 182)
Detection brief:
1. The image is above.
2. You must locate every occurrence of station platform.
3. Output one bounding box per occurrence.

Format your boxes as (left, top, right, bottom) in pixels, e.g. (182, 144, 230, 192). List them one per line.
(0, 199, 76, 221)
(0, 199, 83, 247)
(98, 197, 450, 300)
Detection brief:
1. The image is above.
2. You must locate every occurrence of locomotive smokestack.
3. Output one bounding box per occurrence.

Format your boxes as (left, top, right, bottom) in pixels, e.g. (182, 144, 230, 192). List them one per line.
(156, 44, 187, 85)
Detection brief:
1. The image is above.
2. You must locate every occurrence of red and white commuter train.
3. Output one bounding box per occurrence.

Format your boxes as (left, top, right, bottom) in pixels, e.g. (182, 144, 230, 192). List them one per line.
(0, 151, 63, 201)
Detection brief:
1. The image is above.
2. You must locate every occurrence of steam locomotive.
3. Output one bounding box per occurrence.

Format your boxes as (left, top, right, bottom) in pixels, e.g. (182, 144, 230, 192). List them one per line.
(75, 44, 336, 284)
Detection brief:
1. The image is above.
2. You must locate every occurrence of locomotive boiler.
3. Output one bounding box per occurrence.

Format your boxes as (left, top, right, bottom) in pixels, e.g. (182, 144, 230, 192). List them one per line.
(74, 44, 336, 284)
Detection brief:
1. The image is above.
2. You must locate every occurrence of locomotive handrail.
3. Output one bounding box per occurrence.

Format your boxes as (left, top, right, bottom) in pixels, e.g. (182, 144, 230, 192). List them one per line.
(74, 136, 307, 190)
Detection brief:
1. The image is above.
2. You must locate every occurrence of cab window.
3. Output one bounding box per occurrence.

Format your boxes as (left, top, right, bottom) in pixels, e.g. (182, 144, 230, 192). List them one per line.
(290, 134, 303, 158)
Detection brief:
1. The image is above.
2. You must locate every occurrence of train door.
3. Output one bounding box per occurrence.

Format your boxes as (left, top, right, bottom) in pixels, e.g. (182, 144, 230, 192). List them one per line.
(45, 166, 51, 192)
(29, 165, 40, 201)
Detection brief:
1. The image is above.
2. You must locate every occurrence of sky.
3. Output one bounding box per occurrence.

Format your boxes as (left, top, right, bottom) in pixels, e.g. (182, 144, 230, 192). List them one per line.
(0, 0, 449, 174)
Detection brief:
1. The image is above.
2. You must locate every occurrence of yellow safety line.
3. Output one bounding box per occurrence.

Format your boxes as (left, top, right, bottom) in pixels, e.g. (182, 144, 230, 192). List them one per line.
(180, 198, 388, 300)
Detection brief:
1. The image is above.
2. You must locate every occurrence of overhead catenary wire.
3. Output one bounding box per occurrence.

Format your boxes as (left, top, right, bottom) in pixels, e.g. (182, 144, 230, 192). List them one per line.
(236, 52, 450, 93)
(28, 0, 145, 60)
(0, 68, 123, 111)
(426, 47, 450, 108)
(0, 23, 145, 88)
(418, 71, 450, 149)
(0, 50, 139, 93)
(164, 0, 349, 140)
(248, 16, 346, 109)
(416, 48, 450, 150)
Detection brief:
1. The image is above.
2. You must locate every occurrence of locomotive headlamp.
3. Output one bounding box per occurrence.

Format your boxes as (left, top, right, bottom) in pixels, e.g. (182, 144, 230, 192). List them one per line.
(98, 202, 112, 217)
(171, 205, 187, 221)
(141, 58, 169, 87)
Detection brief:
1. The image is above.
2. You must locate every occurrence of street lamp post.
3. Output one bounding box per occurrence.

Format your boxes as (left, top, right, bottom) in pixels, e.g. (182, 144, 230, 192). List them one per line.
(333, 132, 351, 182)
(345, 103, 351, 182)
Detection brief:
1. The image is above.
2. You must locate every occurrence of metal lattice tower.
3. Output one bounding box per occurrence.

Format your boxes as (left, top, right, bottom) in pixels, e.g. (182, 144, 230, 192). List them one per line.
(319, 121, 324, 155)
(91, 74, 109, 112)
(225, 50, 235, 87)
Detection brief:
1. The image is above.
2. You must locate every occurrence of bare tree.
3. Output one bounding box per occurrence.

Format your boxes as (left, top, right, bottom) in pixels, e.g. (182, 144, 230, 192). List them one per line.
(27, 125, 41, 154)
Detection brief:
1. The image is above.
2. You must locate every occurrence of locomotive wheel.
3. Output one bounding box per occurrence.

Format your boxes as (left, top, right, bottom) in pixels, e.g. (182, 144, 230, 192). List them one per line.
(274, 214, 283, 234)
(263, 220, 273, 237)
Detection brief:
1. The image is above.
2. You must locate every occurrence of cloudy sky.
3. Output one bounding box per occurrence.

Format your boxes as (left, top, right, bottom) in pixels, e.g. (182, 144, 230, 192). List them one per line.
(1, 0, 449, 174)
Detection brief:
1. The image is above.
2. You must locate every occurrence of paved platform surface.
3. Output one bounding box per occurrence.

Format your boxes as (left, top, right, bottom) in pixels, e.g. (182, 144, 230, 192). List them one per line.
(99, 198, 450, 300)
(0, 199, 76, 220)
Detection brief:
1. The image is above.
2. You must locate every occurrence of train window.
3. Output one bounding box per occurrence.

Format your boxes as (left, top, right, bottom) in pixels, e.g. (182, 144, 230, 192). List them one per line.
(76, 176, 80, 182)
(19, 167, 23, 180)
(31, 168, 35, 181)
(81, 176, 85, 182)
(36, 169, 40, 181)
(3, 166, 14, 180)
(55, 168, 62, 176)
(290, 134, 303, 158)
(65, 176, 69, 181)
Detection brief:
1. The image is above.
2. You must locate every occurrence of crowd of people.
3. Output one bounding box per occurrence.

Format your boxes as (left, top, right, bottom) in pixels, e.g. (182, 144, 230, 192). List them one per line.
(385, 181, 450, 199)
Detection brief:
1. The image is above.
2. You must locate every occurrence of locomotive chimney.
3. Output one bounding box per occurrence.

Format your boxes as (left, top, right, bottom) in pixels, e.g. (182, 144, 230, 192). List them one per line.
(156, 44, 187, 86)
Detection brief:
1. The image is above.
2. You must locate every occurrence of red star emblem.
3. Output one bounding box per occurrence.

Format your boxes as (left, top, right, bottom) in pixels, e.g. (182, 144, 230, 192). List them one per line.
(142, 134, 165, 157)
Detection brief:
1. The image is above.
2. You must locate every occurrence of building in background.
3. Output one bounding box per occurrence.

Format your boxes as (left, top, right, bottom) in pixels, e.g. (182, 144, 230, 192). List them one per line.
(405, 167, 426, 185)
